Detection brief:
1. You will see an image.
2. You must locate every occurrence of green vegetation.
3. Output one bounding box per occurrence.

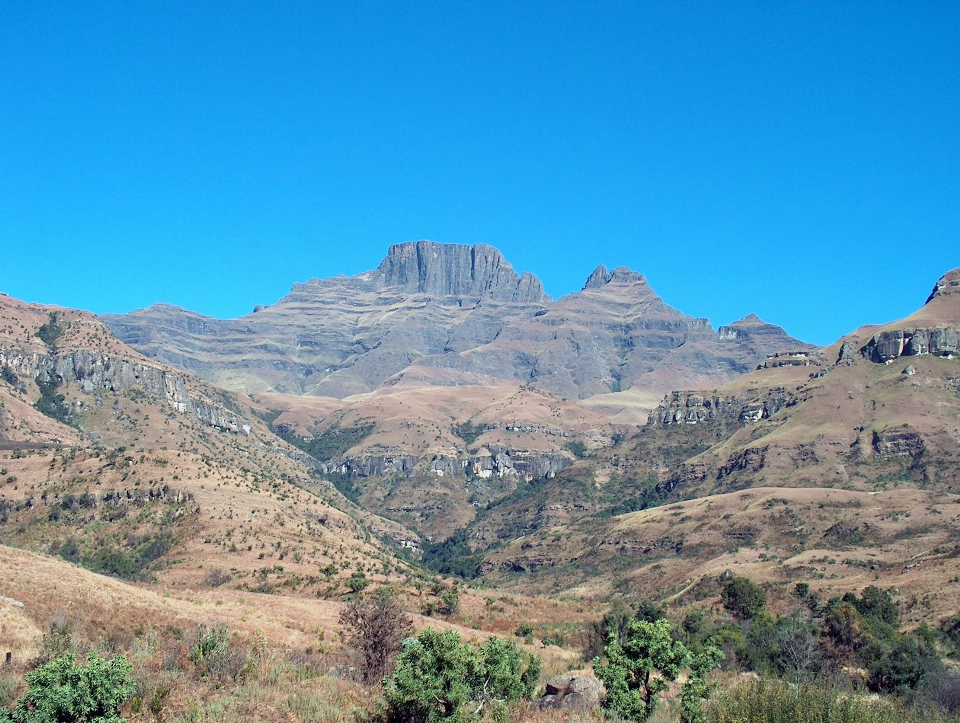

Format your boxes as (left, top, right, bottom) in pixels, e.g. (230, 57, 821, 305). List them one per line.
(452, 420, 485, 446)
(384, 628, 540, 723)
(274, 423, 375, 464)
(0, 653, 134, 723)
(594, 617, 722, 723)
(708, 677, 958, 723)
(33, 377, 73, 425)
(35, 313, 64, 351)
(721, 576, 767, 620)
(0, 366, 19, 388)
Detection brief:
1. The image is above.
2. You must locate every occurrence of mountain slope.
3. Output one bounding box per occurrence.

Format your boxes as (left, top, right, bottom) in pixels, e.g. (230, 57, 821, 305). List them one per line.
(0, 293, 417, 594)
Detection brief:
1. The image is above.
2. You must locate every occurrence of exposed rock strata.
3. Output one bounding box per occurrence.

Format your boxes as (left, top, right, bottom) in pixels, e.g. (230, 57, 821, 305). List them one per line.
(103, 242, 815, 400)
(651, 389, 795, 426)
(860, 328, 960, 363)
(0, 347, 243, 433)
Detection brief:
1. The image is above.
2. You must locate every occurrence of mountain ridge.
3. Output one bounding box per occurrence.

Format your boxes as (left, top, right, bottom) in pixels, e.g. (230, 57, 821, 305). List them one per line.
(102, 241, 814, 401)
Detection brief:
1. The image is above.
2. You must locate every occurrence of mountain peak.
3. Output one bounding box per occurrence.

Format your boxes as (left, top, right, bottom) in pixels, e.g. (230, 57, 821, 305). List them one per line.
(582, 265, 647, 290)
(376, 240, 548, 302)
(926, 268, 960, 304)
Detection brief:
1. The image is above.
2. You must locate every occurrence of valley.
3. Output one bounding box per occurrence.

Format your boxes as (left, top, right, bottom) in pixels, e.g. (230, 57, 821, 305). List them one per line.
(2, 246, 959, 722)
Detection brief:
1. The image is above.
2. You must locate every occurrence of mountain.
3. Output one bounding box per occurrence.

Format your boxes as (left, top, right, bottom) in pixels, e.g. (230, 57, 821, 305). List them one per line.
(102, 241, 814, 401)
(440, 269, 960, 620)
(0, 292, 417, 593)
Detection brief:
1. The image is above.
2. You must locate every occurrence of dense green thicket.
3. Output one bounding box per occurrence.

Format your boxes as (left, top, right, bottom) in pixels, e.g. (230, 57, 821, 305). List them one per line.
(384, 628, 540, 723)
(274, 423, 375, 463)
(35, 313, 63, 351)
(33, 377, 73, 425)
(0, 653, 134, 723)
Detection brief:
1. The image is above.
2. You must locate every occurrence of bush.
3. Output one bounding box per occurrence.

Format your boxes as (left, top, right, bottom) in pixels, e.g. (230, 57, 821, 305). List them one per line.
(384, 628, 540, 723)
(4, 652, 134, 723)
(721, 577, 767, 620)
(339, 595, 413, 683)
(189, 624, 247, 682)
(35, 313, 63, 350)
(594, 617, 722, 722)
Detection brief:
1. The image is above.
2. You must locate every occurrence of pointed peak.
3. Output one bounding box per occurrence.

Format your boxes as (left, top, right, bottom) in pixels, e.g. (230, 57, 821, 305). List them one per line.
(583, 265, 609, 289)
(581, 265, 646, 290)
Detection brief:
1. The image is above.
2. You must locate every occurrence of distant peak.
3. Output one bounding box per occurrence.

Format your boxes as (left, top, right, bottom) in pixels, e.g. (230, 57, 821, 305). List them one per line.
(375, 240, 548, 303)
(581, 265, 646, 290)
(728, 313, 764, 325)
(926, 268, 960, 304)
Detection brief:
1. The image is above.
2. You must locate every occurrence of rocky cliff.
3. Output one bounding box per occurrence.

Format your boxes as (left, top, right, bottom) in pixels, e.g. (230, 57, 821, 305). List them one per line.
(0, 347, 245, 433)
(103, 242, 814, 402)
(375, 241, 547, 302)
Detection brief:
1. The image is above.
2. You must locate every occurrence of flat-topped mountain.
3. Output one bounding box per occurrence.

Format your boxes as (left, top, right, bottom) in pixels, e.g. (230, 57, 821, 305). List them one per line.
(102, 241, 814, 400)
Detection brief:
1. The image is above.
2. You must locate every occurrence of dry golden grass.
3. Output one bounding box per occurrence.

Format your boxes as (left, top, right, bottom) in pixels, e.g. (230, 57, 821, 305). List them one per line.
(486, 485, 960, 626)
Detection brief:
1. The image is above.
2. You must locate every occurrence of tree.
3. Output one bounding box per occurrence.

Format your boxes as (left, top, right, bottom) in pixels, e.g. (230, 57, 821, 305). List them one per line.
(339, 595, 413, 683)
(384, 628, 540, 723)
(3, 652, 134, 723)
(594, 618, 691, 722)
(775, 621, 817, 690)
(680, 645, 724, 723)
(721, 577, 766, 620)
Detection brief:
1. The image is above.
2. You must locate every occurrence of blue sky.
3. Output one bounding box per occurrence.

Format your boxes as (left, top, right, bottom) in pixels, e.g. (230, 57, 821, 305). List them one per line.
(0, 2, 957, 345)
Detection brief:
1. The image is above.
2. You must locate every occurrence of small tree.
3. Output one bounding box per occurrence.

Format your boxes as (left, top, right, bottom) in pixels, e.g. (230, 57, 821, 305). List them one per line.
(775, 621, 817, 690)
(594, 618, 690, 722)
(3, 652, 134, 723)
(384, 628, 540, 723)
(680, 645, 725, 723)
(339, 595, 413, 683)
(721, 577, 766, 620)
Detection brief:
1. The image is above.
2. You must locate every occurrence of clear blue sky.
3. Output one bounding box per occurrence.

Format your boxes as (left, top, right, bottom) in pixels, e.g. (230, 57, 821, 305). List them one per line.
(1, 2, 958, 345)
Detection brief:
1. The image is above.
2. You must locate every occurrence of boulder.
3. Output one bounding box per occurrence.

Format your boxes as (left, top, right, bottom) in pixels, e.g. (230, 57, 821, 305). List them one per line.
(533, 674, 605, 710)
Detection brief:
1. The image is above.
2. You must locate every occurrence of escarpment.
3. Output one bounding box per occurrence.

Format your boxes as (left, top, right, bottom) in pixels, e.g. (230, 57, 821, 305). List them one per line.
(103, 242, 815, 400)
(0, 347, 246, 433)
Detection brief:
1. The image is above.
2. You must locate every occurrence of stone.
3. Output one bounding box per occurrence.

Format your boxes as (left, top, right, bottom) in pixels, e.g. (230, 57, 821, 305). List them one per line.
(534, 674, 604, 710)
(903, 364, 916, 376)
(873, 428, 924, 458)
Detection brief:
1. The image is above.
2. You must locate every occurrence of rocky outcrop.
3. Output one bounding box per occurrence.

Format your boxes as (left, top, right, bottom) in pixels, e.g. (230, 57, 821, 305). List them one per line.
(532, 675, 605, 711)
(757, 351, 824, 369)
(0, 347, 244, 433)
(651, 389, 794, 426)
(873, 428, 925, 459)
(376, 241, 547, 302)
(717, 447, 767, 480)
(861, 328, 960, 363)
(926, 268, 960, 303)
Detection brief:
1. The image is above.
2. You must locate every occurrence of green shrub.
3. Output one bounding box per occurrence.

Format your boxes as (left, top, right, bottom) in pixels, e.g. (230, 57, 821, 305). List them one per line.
(721, 577, 767, 620)
(35, 313, 63, 350)
(4, 652, 134, 723)
(384, 628, 540, 723)
(594, 617, 722, 722)
(345, 572, 370, 594)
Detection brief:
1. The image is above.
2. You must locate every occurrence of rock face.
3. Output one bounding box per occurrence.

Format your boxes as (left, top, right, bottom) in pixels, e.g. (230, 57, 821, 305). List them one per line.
(873, 428, 925, 459)
(103, 241, 815, 400)
(651, 389, 796, 426)
(0, 347, 244, 433)
(861, 327, 960, 362)
(376, 241, 546, 302)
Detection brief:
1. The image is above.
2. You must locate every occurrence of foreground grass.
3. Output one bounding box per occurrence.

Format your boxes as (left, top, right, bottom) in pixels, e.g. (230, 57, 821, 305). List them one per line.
(708, 678, 960, 723)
